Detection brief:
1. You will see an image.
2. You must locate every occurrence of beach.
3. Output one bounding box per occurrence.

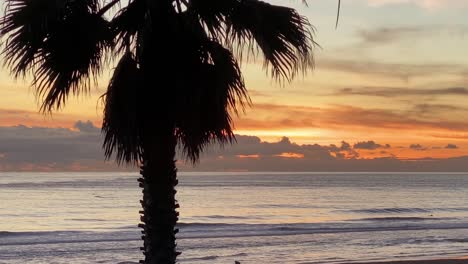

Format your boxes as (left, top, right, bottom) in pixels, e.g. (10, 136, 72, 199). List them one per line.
(1, 172, 468, 263)
(349, 259, 468, 264)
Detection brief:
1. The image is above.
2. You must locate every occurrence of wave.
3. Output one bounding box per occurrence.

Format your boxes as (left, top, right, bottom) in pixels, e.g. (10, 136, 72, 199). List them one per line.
(0, 230, 139, 246)
(175, 221, 468, 239)
(182, 253, 248, 262)
(4, 220, 468, 246)
(0, 181, 124, 189)
(356, 217, 450, 221)
(0, 230, 53, 238)
(349, 207, 432, 214)
(177, 222, 228, 228)
(0, 231, 14, 237)
(445, 238, 468, 243)
(0, 178, 135, 189)
(66, 218, 108, 222)
(183, 255, 219, 261)
(346, 207, 468, 214)
(197, 215, 252, 220)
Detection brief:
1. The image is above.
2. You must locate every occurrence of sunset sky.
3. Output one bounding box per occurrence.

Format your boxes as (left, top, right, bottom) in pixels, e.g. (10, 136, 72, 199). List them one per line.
(1, 0, 468, 171)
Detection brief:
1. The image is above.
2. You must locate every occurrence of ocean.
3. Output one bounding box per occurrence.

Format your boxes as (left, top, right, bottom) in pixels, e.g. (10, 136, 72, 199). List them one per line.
(1, 172, 468, 263)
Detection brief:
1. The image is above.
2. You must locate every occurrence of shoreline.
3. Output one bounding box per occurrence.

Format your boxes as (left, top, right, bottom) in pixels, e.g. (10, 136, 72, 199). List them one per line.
(344, 258, 468, 264)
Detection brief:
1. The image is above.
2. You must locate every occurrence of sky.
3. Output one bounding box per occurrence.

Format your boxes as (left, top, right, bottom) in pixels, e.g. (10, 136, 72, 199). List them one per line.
(1, 0, 468, 171)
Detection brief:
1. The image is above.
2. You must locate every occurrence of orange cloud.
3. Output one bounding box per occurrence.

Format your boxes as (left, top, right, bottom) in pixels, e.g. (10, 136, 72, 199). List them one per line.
(235, 103, 468, 135)
(236, 154, 260, 159)
(275, 152, 305, 159)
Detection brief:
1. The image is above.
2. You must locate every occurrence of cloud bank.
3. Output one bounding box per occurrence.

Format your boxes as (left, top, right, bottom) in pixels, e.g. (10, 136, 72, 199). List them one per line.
(0, 121, 466, 172)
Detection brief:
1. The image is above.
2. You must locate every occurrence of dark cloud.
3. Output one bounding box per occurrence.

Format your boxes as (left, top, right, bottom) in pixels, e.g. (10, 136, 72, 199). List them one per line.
(431, 133, 468, 140)
(445, 144, 459, 149)
(0, 121, 113, 171)
(319, 58, 468, 81)
(356, 25, 468, 45)
(353, 141, 390, 150)
(323, 142, 359, 158)
(357, 27, 426, 44)
(0, 123, 467, 172)
(409, 144, 427, 151)
(74, 120, 100, 134)
(319, 26, 468, 81)
(190, 136, 468, 171)
(201, 135, 335, 161)
(409, 104, 468, 118)
(189, 137, 468, 172)
(340, 141, 352, 151)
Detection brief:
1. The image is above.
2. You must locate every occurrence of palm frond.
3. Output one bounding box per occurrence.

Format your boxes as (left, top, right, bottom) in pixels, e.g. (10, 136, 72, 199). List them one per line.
(225, 0, 316, 82)
(102, 52, 142, 165)
(0, 0, 113, 111)
(187, 0, 227, 38)
(1, 0, 61, 77)
(175, 40, 250, 163)
(110, 0, 146, 53)
(188, 0, 315, 82)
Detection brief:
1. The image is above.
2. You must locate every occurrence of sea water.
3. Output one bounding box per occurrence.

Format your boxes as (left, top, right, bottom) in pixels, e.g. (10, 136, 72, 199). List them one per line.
(1, 172, 468, 263)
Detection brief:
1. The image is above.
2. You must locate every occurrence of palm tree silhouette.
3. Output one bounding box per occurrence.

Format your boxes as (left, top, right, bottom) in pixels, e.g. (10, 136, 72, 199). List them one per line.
(0, 0, 315, 263)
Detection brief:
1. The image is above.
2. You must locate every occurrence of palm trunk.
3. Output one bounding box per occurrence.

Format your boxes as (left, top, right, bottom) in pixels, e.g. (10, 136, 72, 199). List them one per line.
(138, 127, 180, 264)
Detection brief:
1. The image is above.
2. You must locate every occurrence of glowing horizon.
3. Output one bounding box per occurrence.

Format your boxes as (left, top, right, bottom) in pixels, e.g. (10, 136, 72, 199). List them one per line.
(1, 0, 468, 170)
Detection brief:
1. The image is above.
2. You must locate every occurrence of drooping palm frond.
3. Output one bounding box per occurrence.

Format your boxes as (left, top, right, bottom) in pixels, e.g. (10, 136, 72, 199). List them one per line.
(102, 52, 143, 165)
(175, 38, 250, 162)
(110, 0, 146, 53)
(188, 0, 315, 82)
(225, 0, 315, 82)
(187, 0, 227, 37)
(1, 0, 62, 77)
(139, 13, 243, 162)
(0, 0, 113, 111)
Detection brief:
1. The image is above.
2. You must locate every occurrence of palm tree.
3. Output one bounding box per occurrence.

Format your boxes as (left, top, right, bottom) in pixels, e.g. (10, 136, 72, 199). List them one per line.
(0, 0, 315, 263)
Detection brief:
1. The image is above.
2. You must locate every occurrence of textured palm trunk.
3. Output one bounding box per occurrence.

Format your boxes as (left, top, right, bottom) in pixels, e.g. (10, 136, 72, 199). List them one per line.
(138, 128, 180, 264)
